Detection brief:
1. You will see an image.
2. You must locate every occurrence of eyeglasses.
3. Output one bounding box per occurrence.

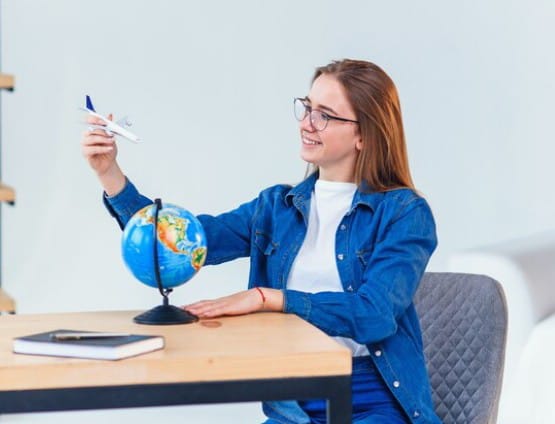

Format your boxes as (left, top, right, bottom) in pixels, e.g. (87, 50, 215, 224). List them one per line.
(293, 97, 359, 131)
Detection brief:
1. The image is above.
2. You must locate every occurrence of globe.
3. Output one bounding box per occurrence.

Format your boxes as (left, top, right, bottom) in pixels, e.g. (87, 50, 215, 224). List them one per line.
(121, 202, 207, 289)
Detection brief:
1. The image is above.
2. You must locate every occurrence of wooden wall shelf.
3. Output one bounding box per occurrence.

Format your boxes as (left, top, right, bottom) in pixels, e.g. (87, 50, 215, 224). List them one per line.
(0, 183, 15, 203)
(0, 288, 15, 313)
(0, 73, 14, 90)
(0, 65, 16, 311)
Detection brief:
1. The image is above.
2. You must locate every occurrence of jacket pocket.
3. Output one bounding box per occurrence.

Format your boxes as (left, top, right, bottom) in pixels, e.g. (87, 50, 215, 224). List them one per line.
(254, 230, 279, 256)
(356, 247, 374, 267)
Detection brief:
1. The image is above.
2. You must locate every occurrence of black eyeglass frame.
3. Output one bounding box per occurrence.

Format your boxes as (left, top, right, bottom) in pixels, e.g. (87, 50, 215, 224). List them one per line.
(293, 97, 359, 131)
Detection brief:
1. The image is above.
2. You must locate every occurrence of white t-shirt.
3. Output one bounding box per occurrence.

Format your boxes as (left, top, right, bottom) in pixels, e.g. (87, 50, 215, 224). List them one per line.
(287, 179, 370, 357)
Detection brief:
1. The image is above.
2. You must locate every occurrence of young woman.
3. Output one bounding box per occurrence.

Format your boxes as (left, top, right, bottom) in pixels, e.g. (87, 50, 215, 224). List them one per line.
(82, 59, 440, 424)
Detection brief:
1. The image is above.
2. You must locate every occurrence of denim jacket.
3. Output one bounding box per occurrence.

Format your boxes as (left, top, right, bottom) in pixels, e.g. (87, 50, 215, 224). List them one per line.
(104, 173, 440, 424)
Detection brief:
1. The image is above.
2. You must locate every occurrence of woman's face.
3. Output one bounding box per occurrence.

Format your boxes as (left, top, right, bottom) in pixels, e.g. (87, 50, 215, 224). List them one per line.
(299, 74, 362, 182)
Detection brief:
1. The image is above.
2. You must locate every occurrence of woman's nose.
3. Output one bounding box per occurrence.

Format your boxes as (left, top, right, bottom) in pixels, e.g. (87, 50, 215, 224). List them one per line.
(299, 112, 315, 132)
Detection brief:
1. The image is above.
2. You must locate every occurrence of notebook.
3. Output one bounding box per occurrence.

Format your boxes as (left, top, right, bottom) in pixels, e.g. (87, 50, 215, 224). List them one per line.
(12, 329, 165, 360)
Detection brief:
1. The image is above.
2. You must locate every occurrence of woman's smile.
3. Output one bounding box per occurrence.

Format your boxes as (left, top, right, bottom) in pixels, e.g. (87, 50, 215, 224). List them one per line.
(302, 132, 322, 146)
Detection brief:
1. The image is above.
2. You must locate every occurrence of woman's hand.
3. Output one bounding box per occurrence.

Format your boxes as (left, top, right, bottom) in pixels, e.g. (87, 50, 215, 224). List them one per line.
(81, 115, 117, 175)
(183, 288, 284, 318)
(81, 114, 126, 195)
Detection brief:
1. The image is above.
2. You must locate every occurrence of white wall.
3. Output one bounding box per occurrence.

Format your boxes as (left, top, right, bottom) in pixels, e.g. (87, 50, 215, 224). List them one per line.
(1, 0, 554, 422)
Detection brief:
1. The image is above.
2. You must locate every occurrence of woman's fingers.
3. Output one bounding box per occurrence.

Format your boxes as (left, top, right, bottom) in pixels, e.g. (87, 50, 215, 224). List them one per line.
(86, 115, 106, 125)
(81, 131, 116, 159)
(82, 145, 114, 156)
(197, 308, 223, 319)
(81, 130, 115, 145)
(184, 299, 211, 309)
(183, 291, 262, 318)
(185, 300, 217, 315)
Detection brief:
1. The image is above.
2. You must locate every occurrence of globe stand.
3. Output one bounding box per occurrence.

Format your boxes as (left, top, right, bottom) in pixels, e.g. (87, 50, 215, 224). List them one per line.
(133, 293, 198, 325)
(133, 198, 199, 325)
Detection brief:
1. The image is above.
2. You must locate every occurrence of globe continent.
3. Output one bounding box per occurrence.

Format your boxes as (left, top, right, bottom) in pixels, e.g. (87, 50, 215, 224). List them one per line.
(121, 203, 207, 289)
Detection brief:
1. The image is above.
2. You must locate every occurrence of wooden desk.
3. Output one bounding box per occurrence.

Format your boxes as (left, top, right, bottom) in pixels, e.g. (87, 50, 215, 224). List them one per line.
(0, 311, 352, 422)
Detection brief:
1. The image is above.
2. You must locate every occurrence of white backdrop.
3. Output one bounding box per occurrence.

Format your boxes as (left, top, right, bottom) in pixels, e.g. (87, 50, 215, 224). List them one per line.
(1, 0, 554, 423)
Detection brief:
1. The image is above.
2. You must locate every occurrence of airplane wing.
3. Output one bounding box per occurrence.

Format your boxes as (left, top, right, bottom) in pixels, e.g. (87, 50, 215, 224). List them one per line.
(116, 116, 132, 128)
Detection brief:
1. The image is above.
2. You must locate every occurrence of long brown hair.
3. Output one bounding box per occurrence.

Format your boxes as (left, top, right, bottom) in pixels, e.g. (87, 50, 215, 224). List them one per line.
(311, 59, 415, 192)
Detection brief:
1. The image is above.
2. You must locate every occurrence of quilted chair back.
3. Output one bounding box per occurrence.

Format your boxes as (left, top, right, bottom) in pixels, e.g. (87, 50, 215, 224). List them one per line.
(414, 273, 508, 424)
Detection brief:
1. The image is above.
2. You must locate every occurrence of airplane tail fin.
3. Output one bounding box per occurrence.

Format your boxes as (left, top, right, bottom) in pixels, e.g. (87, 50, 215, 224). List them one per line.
(85, 95, 96, 112)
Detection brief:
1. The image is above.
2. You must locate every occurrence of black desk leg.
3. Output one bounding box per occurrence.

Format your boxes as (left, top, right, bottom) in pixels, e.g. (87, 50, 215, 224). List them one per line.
(326, 376, 351, 424)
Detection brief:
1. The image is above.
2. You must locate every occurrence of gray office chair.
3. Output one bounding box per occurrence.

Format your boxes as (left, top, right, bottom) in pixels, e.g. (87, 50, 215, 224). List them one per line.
(414, 272, 508, 424)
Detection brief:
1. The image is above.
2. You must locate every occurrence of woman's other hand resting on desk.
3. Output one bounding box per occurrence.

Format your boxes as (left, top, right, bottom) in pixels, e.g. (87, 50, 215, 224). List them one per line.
(183, 288, 284, 318)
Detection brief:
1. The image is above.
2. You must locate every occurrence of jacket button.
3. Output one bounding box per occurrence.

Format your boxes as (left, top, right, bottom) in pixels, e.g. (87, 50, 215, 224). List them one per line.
(337, 254, 344, 260)
(413, 410, 420, 418)
(340, 224, 347, 230)
(347, 285, 354, 292)
(393, 380, 400, 388)
(374, 350, 382, 357)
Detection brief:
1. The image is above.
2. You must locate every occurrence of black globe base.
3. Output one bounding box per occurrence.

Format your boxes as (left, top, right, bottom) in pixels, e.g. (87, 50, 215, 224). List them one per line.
(134, 304, 198, 325)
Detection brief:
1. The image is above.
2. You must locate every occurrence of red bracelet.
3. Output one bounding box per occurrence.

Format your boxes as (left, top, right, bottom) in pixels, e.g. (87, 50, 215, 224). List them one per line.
(254, 287, 266, 304)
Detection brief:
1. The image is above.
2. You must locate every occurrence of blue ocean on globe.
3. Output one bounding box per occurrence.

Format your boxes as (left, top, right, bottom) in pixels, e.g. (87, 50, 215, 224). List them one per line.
(121, 203, 207, 289)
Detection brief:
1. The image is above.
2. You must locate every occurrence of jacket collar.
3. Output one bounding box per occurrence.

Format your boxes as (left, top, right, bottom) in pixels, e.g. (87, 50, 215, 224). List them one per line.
(285, 172, 384, 213)
(352, 180, 385, 213)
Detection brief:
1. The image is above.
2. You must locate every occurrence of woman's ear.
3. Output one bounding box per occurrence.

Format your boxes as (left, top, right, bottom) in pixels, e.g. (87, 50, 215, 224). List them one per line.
(355, 136, 363, 151)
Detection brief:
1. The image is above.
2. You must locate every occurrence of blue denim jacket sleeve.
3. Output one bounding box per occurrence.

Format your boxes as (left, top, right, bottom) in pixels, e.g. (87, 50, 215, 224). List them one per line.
(196, 200, 258, 265)
(102, 178, 152, 229)
(283, 198, 437, 345)
(103, 178, 259, 265)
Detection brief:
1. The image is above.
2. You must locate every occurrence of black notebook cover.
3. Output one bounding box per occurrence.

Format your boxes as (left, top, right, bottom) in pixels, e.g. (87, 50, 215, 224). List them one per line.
(13, 329, 165, 360)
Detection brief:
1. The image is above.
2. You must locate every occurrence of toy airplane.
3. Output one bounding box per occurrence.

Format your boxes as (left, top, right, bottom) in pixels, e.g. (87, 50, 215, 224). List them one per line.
(81, 95, 141, 143)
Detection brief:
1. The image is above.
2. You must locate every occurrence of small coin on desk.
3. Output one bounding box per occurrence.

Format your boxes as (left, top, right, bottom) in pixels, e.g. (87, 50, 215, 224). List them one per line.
(200, 320, 222, 328)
